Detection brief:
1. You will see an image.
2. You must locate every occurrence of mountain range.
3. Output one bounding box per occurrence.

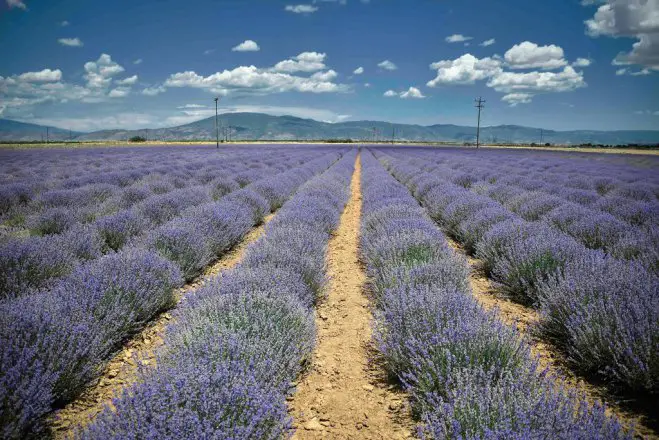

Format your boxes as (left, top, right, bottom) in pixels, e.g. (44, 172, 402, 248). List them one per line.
(1, 113, 658, 145)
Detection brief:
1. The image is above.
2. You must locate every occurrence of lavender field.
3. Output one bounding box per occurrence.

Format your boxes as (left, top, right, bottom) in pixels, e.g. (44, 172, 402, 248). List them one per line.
(0, 144, 657, 439)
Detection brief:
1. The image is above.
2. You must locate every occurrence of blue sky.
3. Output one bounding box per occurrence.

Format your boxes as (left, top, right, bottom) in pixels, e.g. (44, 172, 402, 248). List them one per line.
(0, 0, 657, 132)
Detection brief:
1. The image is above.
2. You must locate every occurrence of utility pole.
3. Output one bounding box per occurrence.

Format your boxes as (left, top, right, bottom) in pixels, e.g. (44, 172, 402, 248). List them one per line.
(540, 128, 544, 144)
(372, 126, 377, 143)
(145, 129, 148, 142)
(391, 126, 395, 144)
(46, 127, 49, 144)
(214, 97, 219, 148)
(474, 97, 485, 148)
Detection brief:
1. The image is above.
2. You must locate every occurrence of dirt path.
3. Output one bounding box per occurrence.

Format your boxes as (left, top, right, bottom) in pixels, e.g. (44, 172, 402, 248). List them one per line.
(48, 213, 275, 439)
(289, 154, 414, 440)
(445, 238, 655, 438)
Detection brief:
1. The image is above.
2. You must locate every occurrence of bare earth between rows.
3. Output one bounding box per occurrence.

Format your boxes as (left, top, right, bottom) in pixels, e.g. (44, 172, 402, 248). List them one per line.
(49, 213, 276, 439)
(444, 238, 655, 438)
(289, 154, 414, 439)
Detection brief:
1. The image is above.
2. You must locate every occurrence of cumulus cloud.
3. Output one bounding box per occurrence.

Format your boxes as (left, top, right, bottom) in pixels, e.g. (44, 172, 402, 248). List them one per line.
(18, 69, 62, 82)
(353, 66, 364, 74)
(134, 58, 143, 65)
(378, 60, 397, 70)
(572, 57, 592, 67)
(502, 93, 533, 106)
(83, 54, 125, 90)
(108, 87, 131, 98)
(116, 75, 138, 86)
(400, 86, 426, 99)
(142, 85, 166, 96)
(446, 34, 472, 43)
(428, 54, 502, 86)
(480, 38, 496, 47)
(426, 50, 586, 105)
(487, 66, 586, 93)
(6, 0, 27, 10)
(285, 4, 318, 13)
(311, 69, 338, 81)
(60, 20, 69, 26)
(273, 52, 326, 72)
(232, 40, 260, 52)
(584, 0, 659, 71)
(383, 87, 425, 98)
(504, 41, 567, 69)
(164, 65, 346, 95)
(58, 37, 83, 47)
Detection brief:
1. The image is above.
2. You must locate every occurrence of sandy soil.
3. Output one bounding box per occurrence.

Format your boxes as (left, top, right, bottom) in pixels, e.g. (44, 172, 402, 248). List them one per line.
(445, 238, 656, 438)
(48, 213, 275, 439)
(289, 154, 414, 439)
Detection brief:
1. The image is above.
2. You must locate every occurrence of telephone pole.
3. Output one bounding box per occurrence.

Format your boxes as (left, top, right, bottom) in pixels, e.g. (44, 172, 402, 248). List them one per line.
(474, 97, 485, 148)
(214, 97, 219, 148)
(391, 126, 396, 144)
(46, 127, 49, 144)
(372, 126, 377, 143)
(540, 128, 544, 144)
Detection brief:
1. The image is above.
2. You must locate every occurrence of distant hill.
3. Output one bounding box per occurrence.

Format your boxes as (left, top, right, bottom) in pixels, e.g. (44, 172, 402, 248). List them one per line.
(0, 119, 83, 142)
(2, 113, 658, 145)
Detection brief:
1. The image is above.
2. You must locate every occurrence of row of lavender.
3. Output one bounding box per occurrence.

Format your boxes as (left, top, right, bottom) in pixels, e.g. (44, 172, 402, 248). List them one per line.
(80, 151, 356, 439)
(360, 151, 628, 438)
(0, 149, 327, 299)
(388, 148, 658, 271)
(373, 149, 659, 395)
(0, 148, 346, 439)
(0, 148, 267, 225)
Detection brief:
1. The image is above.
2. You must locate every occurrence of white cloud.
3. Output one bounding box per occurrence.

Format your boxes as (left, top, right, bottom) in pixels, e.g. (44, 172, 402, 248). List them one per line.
(353, 66, 364, 74)
(204, 49, 215, 55)
(502, 92, 533, 106)
(142, 85, 166, 96)
(400, 86, 426, 99)
(164, 65, 346, 95)
(232, 40, 260, 52)
(60, 20, 69, 26)
(83, 54, 125, 90)
(615, 66, 652, 75)
(633, 109, 659, 115)
(585, 0, 659, 71)
(378, 60, 397, 70)
(18, 69, 62, 82)
(273, 52, 326, 72)
(108, 87, 131, 98)
(487, 66, 586, 93)
(446, 34, 472, 43)
(504, 41, 567, 69)
(58, 37, 83, 47)
(480, 38, 496, 47)
(428, 54, 502, 86)
(6, 0, 27, 10)
(383, 87, 425, 99)
(310, 69, 338, 81)
(285, 4, 319, 13)
(178, 104, 208, 109)
(134, 58, 143, 65)
(572, 57, 592, 67)
(364, 82, 371, 87)
(116, 75, 138, 86)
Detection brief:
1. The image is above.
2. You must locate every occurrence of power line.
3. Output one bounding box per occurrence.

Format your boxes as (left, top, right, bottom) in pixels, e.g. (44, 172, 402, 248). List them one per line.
(474, 97, 485, 149)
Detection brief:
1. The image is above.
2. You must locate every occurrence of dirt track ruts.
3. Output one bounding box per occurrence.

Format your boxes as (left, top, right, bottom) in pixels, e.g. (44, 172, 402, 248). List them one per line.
(289, 153, 414, 439)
